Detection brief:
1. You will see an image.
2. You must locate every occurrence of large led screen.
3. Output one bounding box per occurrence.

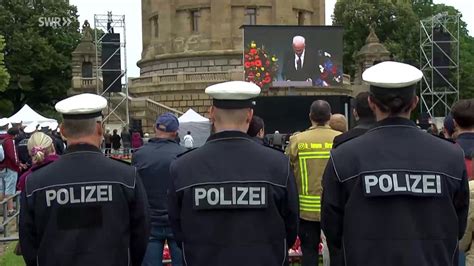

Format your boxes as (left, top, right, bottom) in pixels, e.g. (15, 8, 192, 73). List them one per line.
(243, 26, 343, 88)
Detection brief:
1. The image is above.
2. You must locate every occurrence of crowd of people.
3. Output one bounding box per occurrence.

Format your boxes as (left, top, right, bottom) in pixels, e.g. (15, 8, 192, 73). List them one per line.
(0, 60, 470, 266)
(0, 120, 64, 222)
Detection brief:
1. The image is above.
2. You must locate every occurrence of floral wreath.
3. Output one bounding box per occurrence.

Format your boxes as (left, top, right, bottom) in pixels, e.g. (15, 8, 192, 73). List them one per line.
(244, 41, 279, 90)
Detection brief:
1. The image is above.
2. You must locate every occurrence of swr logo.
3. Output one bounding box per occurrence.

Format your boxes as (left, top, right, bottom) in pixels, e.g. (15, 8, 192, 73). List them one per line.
(38, 17, 73, 28)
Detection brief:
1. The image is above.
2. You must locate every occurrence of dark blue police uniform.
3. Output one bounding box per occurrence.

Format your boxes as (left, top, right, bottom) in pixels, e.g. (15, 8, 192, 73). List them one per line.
(20, 144, 150, 266)
(168, 131, 299, 266)
(322, 117, 469, 266)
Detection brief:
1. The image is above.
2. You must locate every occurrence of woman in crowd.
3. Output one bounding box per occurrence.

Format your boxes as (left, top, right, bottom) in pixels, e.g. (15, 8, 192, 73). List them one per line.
(17, 132, 58, 192)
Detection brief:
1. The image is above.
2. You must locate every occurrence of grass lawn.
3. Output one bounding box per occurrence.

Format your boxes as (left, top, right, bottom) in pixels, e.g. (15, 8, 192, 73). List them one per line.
(0, 242, 25, 266)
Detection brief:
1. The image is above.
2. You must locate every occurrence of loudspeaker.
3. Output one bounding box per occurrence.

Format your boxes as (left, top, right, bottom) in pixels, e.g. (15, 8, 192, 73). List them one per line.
(101, 33, 122, 92)
(433, 29, 451, 86)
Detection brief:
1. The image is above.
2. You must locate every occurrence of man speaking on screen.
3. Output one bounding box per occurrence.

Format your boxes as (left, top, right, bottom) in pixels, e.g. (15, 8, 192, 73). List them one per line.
(282, 36, 321, 83)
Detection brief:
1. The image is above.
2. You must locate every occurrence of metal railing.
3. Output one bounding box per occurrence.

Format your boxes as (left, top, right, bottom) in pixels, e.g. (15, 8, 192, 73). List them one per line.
(0, 190, 21, 242)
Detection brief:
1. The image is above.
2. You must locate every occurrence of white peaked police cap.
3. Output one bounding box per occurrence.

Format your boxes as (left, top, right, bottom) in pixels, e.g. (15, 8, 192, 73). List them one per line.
(24, 123, 38, 134)
(55, 93, 107, 120)
(362, 61, 423, 88)
(205, 81, 261, 109)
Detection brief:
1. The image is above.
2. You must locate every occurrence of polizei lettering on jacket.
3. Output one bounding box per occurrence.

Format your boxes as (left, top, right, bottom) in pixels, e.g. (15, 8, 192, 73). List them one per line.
(45, 185, 113, 207)
(363, 173, 442, 197)
(193, 184, 268, 210)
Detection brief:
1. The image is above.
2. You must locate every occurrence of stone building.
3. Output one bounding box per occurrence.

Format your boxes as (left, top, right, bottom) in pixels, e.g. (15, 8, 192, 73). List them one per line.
(70, 20, 102, 95)
(129, 0, 354, 132)
(71, 1, 392, 133)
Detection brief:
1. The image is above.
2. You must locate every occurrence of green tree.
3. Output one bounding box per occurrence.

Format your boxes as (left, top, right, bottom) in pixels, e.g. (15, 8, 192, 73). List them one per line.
(0, 0, 81, 115)
(0, 35, 11, 116)
(0, 35, 9, 92)
(333, 0, 420, 79)
(333, 0, 474, 99)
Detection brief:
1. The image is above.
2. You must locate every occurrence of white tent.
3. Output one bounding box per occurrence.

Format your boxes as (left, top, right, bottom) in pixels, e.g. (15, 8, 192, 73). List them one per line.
(8, 104, 57, 126)
(178, 109, 210, 147)
(178, 109, 209, 123)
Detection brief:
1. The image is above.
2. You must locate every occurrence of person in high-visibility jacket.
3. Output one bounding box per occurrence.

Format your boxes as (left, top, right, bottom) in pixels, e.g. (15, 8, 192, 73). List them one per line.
(286, 100, 341, 266)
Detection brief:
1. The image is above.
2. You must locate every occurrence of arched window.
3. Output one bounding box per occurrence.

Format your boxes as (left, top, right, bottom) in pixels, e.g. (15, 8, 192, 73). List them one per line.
(82, 62, 93, 78)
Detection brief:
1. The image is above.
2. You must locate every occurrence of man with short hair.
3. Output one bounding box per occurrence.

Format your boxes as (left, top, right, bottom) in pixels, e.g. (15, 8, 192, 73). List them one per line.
(19, 93, 150, 266)
(168, 81, 299, 266)
(132, 112, 186, 266)
(282, 36, 320, 82)
(451, 99, 474, 179)
(286, 100, 341, 266)
(247, 115, 265, 144)
(333, 91, 376, 148)
(322, 62, 469, 266)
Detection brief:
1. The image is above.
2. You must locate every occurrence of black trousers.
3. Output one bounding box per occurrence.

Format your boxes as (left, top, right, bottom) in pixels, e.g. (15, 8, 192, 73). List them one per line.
(299, 218, 321, 266)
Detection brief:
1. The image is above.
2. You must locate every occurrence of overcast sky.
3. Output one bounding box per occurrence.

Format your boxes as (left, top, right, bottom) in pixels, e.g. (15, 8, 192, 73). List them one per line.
(70, 0, 473, 78)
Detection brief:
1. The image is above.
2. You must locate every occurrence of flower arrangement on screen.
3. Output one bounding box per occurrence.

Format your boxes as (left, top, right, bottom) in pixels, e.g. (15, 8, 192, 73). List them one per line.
(314, 51, 344, 87)
(244, 41, 279, 89)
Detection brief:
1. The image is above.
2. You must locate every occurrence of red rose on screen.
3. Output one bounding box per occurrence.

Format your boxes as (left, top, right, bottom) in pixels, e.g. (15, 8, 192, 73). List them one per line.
(250, 48, 257, 55)
(244, 62, 252, 68)
(255, 60, 262, 67)
(263, 76, 271, 83)
(250, 61, 255, 67)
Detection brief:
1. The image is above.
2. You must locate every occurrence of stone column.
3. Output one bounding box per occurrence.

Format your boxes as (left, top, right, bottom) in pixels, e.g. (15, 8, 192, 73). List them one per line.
(141, 0, 151, 55)
(311, 0, 325, 25)
(210, 0, 232, 50)
(272, 0, 293, 25)
(157, 0, 175, 54)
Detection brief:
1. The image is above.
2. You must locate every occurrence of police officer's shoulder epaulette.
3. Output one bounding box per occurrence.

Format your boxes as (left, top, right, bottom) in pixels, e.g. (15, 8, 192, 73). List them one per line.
(333, 134, 357, 149)
(109, 157, 131, 165)
(263, 144, 285, 153)
(177, 148, 197, 158)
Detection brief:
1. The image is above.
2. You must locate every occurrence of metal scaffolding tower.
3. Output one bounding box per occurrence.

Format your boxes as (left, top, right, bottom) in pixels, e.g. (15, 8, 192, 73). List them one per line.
(419, 12, 460, 118)
(94, 12, 129, 126)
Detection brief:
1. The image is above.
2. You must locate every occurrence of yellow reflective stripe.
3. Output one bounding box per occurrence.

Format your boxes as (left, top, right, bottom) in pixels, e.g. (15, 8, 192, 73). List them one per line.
(300, 200, 320, 205)
(299, 151, 330, 156)
(299, 157, 308, 195)
(300, 205, 321, 209)
(299, 194, 320, 199)
(301, 156, 330, 159)
(300, 207, 321, 212)
(298, 150, 330, 195)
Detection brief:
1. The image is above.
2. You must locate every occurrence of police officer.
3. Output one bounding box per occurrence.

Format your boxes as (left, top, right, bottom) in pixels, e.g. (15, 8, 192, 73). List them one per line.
(167, 81, 299, 266)
(333, 91, 376, 148)
(19, 93, 150, 266)
(321, 61, 469, 266)
(285, 100, 341, 266)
